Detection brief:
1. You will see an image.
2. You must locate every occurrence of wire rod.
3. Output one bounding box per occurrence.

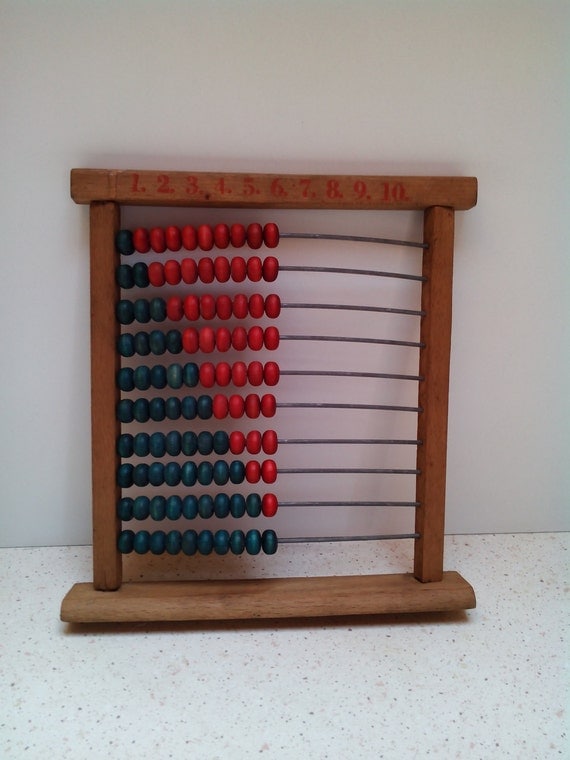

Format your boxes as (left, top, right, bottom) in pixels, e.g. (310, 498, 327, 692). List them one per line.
(278, 468, 420, 475)
(281, 370, 423, 382)
(280, 232, 428, 250)
(277, 402, 422, 413)
(280, 264, 426, 282)
(282, 302, 424, 317)
(279, 533, 420, 544)
(279, 501, 420, 507)
(278, 438, 421, 446)
(280, 335, 424, 348)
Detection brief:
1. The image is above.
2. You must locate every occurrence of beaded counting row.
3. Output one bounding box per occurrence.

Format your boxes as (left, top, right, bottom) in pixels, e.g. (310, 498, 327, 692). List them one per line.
(118, 493, 278, 520)
(117, 459, 278, 487)
(117, 393, 276, 422)
(117, 362, 280, 391)
(117, 293, 282, 324)
(117, 429, 278, 457)
(118, 528, 278, 556)
(117, 326, 280, 356)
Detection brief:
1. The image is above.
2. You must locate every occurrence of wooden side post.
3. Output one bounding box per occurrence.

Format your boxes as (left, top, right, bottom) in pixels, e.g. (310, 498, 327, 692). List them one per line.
(90, 201, 122, 590)
(414, 206, 455, 582)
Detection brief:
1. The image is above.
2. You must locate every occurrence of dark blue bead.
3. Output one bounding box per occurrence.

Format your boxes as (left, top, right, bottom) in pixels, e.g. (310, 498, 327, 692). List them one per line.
(214, 493, 230, 518)
(133, 530, 150, 554)
(116, 434, 133, 458)
(133, 365, 151, 390)
(150, 530, 166, 555)
(213, 431, 229, 455)
(183, 363, 199, 387)
(150, 364, 167, 388)
(117, 367, 134, 392)
(132, 262, 149, 288)
(262, 530, 278, 555)
(149, 496, 166, 521)
(213, 460, 229, 486)
(197, 431, 213, 455)
(133, 298, 151, 323)
(166, 330, 182, 354)
(148, 397, 165, 421)
(165, 397, 181, 420)
(117, 498, 133, 521)
(149, 297, 166, 322)
(134, 331, 151, 356)
(117, 399, 134, 423)
(165, 496, 182, 520)
(181, 530, 198, 555)
(115, 229, 134, 255)
(117, 530, 135, 553)
(133, 463, 149, 487)
(133, 433, 150, 457)
(230, 494, 246, 518)
(132, 496, 150, 520)
(116, 300, 135, 325)
(181, 431, 198, 456)
(164, 461, 180, 486)
(116, 264, 134, 289)
(246, 493, 262, 517)
(198, 494, 214, 519)
(149, 330, 166, 355)
(197, 530, 214, 555)
(117, 333, 135, 358)
(148, 462, 165, 486)
(167, 363, 183, 389)
(229, 460, 245, 484)
(165, 530, 182, 555)
(149, 432, 166, 457)
(181, 396, 197, 420)
(181, 461, 197, 486)
(165, 431, 181, 456)
(230, 530, 245, 554)
(197, 395, 213, 420)
(133, 398, 150, 422)
(245, 529, 262, 555)
(197, 461, 213, 485)
(214, 530, 230, 555)
(117, 463, 133, 487)
(182, 495, 198, 519)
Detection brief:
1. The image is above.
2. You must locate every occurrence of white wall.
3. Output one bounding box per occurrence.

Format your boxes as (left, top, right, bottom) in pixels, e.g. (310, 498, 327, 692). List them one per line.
(1, 0, 568, 547)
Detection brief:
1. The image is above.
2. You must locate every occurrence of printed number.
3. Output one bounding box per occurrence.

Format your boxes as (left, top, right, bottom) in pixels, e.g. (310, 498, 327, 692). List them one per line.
(382, 183, 409, 202)
(353, 181, 367, 199)
(214, 177, 228, 195)
(185, 176, 200, 195)
(130, 173, 146, 193)
(326, 179, 343, 199)
(270, 178, 287, 198)
(299, 178, 312, 198)
(243, 176, 257, 196)
(157, 174, 174, 194)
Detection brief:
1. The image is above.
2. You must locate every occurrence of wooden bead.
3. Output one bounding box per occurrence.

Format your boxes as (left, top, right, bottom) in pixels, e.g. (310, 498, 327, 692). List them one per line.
(229, 460, 246, 484)
(181, 258, 198, 284)
(231, 361, 247, 386)
(183, 362, 199, 387)
(263, 223, 279, 248)
(264, 326, 280, 350)
(148, 261, 165, 287)
(197, 431, 214, 455)
(166, 496, 182, 520)
(213, 224, 230, 249)
(199, 327, 215, 353)
(262, 256, 279, 282)
(230, 530, 245, 554)
(213, 460, 230, 485)
(247, 326, 264, 351)
(216, 327, 232, 353)
(197, 461, 213, 485)
(165, 530, 182, 555)
(134, 332, 150, 355)
(165, 397, 181, 420)
(198, 257, 214, 282)
(150, 364, 166, 388)
(197, 225, 214, 251)
(117, 499, 133, 521)
(117, 433, 133, 458)
(216, 294, 232, 320)
(196, 394, 213, 419)
(164, 259, 181, 285)
(232, 294, 249, 319)
(228, 394, 244, 418)
(198, 530, 214, 555)
(166, 364, 183, 389)
(150, 227, 166, 253)
(133, 262, 149, 287)
(116, 264, 135, 289)
(181, 225, 197, 250)
(117, 530, 135, 554)
(184, 295, 200, 321)
(231, 327, 248, 351)
(262, 494, 278, 517)
(199, 362, 215, 388)
(133, 365, 151, 389)
(117, 463, 133, 487)
(264, 294, 281, 319)
(214, 255, 231, 282)
(246, 430, 262, 454)
(245, 393, 261, 418)
(214, 494, 230, 518)
(133, 228, 150, 253)
(182, 496, 198, 519)
(181, 396, 198, 420)
(245, 460, 260, 483)
(165, 430, 182, 455)
(150, 496, 166, 520)
(116, 229, 134, 255)
(164, 461, 181, 486)
(230, 223, 246, 247)
(246, 223, 263, 249)
(247, 256, 263, 281)
(183, 328, 198, 353)
(261, 459, 277, 483)
(245, 529, 262, 555)
(230, 495, 246, 518)
(214, 530, 230, 555)
(213, 393, 228, 419)
(165, 226, 182, 251)
(149, 330, 166, 355)
(229, 431, 246, 454)
(263, 361, 280, 386)
(215, 361, 231, 386)
(262, 529, 278, 554)
(167, 296, 184, 321)
(133, 496, 150, 520)
(134, 530, 151, 554)
(198, 495, 214, 518)
(213, 430, 229, 454)
(150, 531, 166, 555)
(200, 294, 216, 320)
(117, 334, 135, 358)
(246, 493, 262, 517)
(249, 293, 265, 319)
(117, 367, 134, 392)
(181, 530, 198, 556)
(247, 361, 264, 386)
(230, 256, 247, 282)
(261, 394, 276, 417)
(116, 300, 135, 325)
(262, 429, 278, 454)
(149, 431, 166, 457)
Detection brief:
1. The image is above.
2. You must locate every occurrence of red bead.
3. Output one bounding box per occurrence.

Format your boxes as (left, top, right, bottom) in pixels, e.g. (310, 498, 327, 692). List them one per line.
(245, 394, 260, 418)
(197, 225, 214, 251)
(261, 460, 277, 484)
(264, 327, 280, 350)
(231, 361, 247, 387)
(182, 328, 198, 353)
(263, 223, 279, 248)
(228, 394, 245, 418)
(261, 394, 276, 417)
(230, 256, 247, 282)
(181, 225, 197, 250)
(247, 326, 264, 351)
(264, 294, 281, 319)
(198, 257, 214, 283)
(246, 223, 263, 249)
(247, 256, 263, 281)
(165, 226, 181, 251)
(231, 327, 248, 351)
(150, 227, 166, 253)
(247, 361, 264, 386)
(262, 493, 278, 517)
(229, 430, 246, 454)
(213, 224, 230, 249)
(216, 294, 232, 320)
(148, 262, 165, 287)
(248, 293, 265, 319)
(214, 256, 230, 282)
(215, 361, 231, 386)
(164, 259, 181, 285)
(199, 327, 215, 353)
(262, 429, 278, 454)
(200, 294, 216, 320)
(230, 223, 246, 247)
(216, 327, 231, 352)
(183, 295, 200, 321)
(166, 296, 184, 321)
(245, 460, 261, 483)
(181, 258, 198, 284)
(232, 294, 249, 319)
(246, 430, 261, 454)
(199, 362, 215, 387)
(133, 228, 150, 253)
(264, 361, 280, 386)
(212, 394, 228, 419)
(263, 256, 279, 282)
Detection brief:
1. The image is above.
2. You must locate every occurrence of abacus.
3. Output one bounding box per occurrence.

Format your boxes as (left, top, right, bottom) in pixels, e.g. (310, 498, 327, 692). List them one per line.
(61, 169, 477, 623)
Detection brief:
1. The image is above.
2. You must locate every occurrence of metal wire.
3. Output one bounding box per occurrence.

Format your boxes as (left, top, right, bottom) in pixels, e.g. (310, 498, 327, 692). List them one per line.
(282, 302, 424, 317)
(277, 402, 422, 413)
(281, 370, 423, 382)
(279, 533, 420, 544)
(278, 467, 419, 475)
(279, 501, 420, 507)
(280, 232, 427, 250)
(280, 264, 425, 282)
(280, 335, 424, 348)
(278, 438, 421, 446)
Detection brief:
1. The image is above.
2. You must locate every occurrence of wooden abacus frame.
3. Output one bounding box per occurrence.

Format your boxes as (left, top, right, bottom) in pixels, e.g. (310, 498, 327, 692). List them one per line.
(61, 169, 477, 624)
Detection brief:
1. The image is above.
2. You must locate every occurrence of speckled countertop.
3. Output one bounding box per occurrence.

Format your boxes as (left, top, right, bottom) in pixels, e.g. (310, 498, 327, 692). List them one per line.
(1, 533, 568, 759)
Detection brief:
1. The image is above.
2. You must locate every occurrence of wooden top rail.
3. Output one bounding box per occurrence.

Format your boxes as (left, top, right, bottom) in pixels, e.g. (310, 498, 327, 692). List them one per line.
(71, 169, 477, 211)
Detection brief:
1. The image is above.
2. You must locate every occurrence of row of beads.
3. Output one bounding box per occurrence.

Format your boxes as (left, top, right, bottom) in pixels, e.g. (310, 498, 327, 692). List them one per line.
(116, 223, 279, 255)
(117, 459, 278, 487)
(118, 528, 278, 556)
(118, 492, 278, 520)
(117, 429, 278, 458)
(117, 361, 280, 391)
(117, 393, 276, 423)
(116, 256, 279, 289)
(116, 293, 281, 325)
(117, 326, 280, 357)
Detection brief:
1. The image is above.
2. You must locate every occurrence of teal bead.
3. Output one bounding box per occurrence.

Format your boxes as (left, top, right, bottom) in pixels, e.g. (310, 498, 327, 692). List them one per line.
(197, 530, 214, 555)
(213, 431, 229, 455)
(117, 334, 135, 358)
(246, 493, 262, 517)
(166, 363, 183, 389)
(134, 331, 151, 355)
(148, 397, 165, 421)
(117, 463, 133, 488)
(133, 365, 151, 390)
(230, 530, 245, 555)
(198, 495, 214, 519)
(150, 364, 167, 388)
(116, 300, 135, 325)
(132, 262, 149, 288)
(149, 432, 166, 457)
(181, 431, 198, 456)
(262, 530, 278, 555)
(117, 264, 135, 289)
(166, 330, 182, 354)
(149, 330, 166, 355)
(117, 399, 133, 423)
(182, 495, 198, 519)
(133, 433, 150, 457)
(245, 529, 262, 555)
(181, 461, 197, 486)
(229, 460, 245, 484)
(132, 496, 150, 520)
(197, 395, 213, 420)
(164, 461, 180, 486)
(214, 530, 230, 555)
(165, 495, 182, 520)
(148, 462, 165, 486)
(181, 530, 198, 555)
(197, 431, 213, 455)
(150, 530, 166, 555)
(117, 498, 133, 520)
(165, 397, 181, 420)
(133, 398, 150, 422)
(213, 460, 229, 486)
(183, 362, 199, 387)
(133, 463, 149, 487)
(115, 229, 134, 255)
(166, 530, 182, 555)
(117, 530, 135, 553)
(133, 298, 151, 323)
(230, 494, 246, 518)
(117, 367, 134, 392)
(197, 461, 213, 485)
(133, 530, 150, 554)
(149, 297, 166, 322)
(214, 493, 230, 518)
(165, 431, 181, 456)
(116, 434, 133, 458)
(149, 496, 166, 520)
(181, 396, 198, 420)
